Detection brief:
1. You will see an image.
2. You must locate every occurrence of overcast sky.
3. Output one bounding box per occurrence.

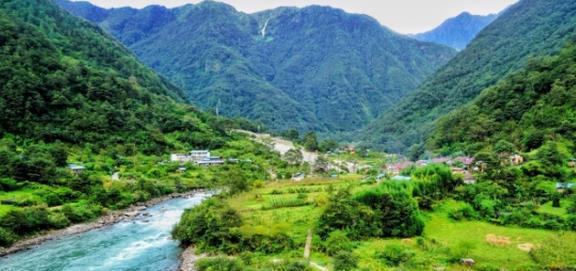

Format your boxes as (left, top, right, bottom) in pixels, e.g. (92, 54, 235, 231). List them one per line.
(77, 0, 518, 34)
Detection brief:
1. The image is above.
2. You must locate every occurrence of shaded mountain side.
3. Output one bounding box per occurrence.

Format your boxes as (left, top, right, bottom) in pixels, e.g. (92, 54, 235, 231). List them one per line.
(362, 0, 576, 153)
(428, 43, 576, 156)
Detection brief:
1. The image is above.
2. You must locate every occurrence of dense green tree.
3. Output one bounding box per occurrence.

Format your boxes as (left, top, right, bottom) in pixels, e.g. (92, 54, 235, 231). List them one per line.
(172, 199, 242, 252)
(303, 132, 319, 152)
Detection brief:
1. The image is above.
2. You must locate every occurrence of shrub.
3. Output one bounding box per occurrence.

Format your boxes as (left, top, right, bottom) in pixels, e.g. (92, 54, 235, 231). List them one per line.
(355, 186, 425, 238)
(272, 260, 311, 271)
(47, 210, 71, 229)
(449, 204, 479, 221)
(240, 232, 294, 253)
(375, 244, 414, 266)
(317, 190, 378, 240)
(333, 251, 358, 271)
(196, 257, 244, 271)
(0, 207, 51, 235)
(172, 199, 242, 253)
(448, 241, 476, 262)
(568, 196, 576, 214)
(0, 178, 20, 191)
(530, 234, 576, 269)
(324, 230, 353, 256)
(61, 201, 102, 223)
(0, 227, 17, 247)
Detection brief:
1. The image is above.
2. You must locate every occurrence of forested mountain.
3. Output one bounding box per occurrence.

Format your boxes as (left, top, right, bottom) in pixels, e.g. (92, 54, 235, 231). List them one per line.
(0, 0, 287, 245)
(56, 0, 457, 133)
(362, 0, 576, 154)
(0, 0, 208, 148)
(428, 43, 576, 155)
(414, 12, 497, 50)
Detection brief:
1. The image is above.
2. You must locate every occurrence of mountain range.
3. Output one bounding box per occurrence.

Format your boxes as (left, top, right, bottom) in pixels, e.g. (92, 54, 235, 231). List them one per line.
(362, 0, 576, 154)
(413, 12, 498, 50)
(56, 0, 457, 133)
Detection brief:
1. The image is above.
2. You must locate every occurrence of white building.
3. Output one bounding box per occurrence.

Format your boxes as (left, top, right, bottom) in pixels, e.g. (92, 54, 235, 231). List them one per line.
(171, 150, 211, 163)
(170, 150, 224, 166)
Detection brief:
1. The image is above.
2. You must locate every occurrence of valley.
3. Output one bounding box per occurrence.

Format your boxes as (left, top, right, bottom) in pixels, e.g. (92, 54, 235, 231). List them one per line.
(0, 0, 576, 270)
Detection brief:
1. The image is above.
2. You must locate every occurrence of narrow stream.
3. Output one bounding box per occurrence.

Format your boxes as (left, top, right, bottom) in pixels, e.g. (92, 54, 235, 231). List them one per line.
(0, 192, 210, 271)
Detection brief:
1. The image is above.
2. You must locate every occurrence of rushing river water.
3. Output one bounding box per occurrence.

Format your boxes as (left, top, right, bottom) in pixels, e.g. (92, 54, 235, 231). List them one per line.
(0, 192, 210, 271)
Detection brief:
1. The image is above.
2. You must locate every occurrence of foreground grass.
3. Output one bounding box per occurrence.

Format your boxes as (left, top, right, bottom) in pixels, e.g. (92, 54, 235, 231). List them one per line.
(223, 177, 576, 270)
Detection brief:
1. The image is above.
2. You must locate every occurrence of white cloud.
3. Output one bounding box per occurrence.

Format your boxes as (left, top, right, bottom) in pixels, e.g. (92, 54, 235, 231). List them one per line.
(77, 0, 518, 33)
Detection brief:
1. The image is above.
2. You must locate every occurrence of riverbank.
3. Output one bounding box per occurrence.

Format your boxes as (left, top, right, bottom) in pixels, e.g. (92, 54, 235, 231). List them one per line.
(0, 189, 206, 256)
(180, 246, 208, 271)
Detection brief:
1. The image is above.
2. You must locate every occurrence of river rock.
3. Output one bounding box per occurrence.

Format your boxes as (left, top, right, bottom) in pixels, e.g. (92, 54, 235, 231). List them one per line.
(461, 258, 475, 266)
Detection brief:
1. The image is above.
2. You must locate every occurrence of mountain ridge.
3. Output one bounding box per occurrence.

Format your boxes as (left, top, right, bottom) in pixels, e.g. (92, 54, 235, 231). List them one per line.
(57, 0, 457, 133)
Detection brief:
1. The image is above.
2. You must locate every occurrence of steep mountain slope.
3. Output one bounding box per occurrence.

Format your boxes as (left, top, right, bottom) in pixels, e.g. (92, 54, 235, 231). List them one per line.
(362, 0, 576, 153)
(0, 0, 219, 149)
(428, 43, 576, 155)
(57, 0, 457, 133)
(414, 12, 497, 50)
(0, 0, 283, 245)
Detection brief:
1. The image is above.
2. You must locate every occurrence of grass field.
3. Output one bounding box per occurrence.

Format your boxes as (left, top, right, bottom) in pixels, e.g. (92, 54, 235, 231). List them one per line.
(224, 176, 576, 270)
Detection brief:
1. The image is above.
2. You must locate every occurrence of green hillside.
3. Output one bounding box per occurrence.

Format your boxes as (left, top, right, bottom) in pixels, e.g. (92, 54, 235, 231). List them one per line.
(57, 0, 456, 133)
(362, 0, 576, 153)
(0, 0, 294, 246)
(429, 43, 576, 156)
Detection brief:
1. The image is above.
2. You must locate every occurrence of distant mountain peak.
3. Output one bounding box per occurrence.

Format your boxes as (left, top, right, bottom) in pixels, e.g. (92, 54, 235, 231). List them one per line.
(414, 12, 497, 50)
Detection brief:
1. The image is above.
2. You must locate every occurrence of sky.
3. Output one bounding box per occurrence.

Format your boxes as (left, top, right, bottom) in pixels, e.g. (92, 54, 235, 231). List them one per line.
(77, 0, 518, 34)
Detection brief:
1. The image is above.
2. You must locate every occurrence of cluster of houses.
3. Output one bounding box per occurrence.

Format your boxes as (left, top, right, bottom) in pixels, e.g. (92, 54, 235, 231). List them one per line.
(385, 156, 478, 184)
(170, 150, 225, 166)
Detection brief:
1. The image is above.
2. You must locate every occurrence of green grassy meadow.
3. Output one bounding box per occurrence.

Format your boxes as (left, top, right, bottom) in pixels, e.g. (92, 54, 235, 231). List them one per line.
(223, 177, 576, 270)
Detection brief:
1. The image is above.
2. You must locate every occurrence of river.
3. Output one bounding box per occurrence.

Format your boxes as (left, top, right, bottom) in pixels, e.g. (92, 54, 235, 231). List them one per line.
(0, 192, 210, 271)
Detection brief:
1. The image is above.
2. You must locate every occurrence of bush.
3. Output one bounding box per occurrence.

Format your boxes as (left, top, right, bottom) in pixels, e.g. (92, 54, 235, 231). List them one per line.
(172, 199, 242, 253)
(530, 234, 576, 269)
(196, 257, 244, 271)
(449, 204, 479, 221)
(568, 196, 576, 214)
(61, 201, 102, 223)
(0, 207, 51, 235)
(375, 244, 414, 266)
(240, 232, 294, 253)
(0, 227, 17, 247)
(333, 251, 358, 271)
(0, 178, 21, 191)
(317, 190, 378, 240)
(324, 230, 353, 256)
(47, 210, 71, 229)
(272, 260, 311, 271)
(448, 241, 476, 262)
(355, 185, 425, 238)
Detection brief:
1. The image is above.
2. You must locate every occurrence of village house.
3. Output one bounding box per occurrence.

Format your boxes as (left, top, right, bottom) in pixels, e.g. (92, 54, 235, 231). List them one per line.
(68, 164, 86, 175)
(292, 172, 305, 181)
(556, 182, 575, 191)
(510, 154, 524, 166)
(568, 158, 576, 168)
(452, 167, 476, 184)
(385, 161, 414, 176)
(170, 150, 224, 166)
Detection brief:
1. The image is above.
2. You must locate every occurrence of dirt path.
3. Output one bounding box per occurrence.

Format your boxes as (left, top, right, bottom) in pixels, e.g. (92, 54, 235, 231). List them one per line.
(236, 130, 318, 164)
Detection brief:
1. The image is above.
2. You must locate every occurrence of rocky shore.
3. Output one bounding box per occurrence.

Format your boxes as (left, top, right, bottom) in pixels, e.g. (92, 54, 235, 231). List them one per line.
(0, 189, 205, 256)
